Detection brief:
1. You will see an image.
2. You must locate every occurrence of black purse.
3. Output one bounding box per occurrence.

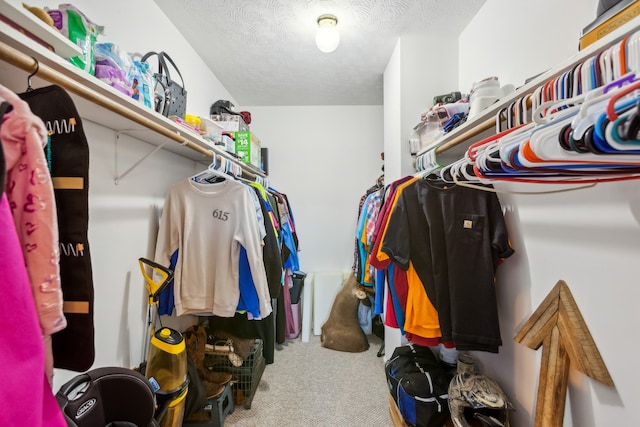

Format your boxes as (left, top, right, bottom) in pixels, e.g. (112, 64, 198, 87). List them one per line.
(141, 51, 187, 119)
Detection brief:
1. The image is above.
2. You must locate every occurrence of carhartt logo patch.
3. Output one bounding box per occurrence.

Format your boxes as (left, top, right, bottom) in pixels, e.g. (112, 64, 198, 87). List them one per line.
(463, 220, 473, 229)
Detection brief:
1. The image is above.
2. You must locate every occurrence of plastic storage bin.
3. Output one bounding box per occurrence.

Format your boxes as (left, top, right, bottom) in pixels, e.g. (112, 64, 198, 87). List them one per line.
(290, 271, 306, 304)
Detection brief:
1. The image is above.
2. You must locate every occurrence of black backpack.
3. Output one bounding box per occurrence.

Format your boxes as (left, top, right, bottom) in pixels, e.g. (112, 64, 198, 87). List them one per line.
(385, 344, 451, 427)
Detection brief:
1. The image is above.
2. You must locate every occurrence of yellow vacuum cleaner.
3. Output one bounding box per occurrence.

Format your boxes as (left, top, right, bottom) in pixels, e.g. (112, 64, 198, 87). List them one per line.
(138, 258, 189, 427)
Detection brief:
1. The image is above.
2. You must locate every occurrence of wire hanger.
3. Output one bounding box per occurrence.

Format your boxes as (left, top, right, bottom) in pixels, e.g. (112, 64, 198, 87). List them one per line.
(27, 57, 39, 92)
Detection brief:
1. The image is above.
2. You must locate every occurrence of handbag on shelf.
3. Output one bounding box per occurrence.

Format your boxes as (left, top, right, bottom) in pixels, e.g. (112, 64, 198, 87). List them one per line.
(141, 51, 187, 119)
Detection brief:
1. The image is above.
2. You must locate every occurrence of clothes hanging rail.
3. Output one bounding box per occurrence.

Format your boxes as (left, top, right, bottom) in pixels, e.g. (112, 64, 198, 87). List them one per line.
(418, 15, 640, 160)
(0, 39, 266, 182)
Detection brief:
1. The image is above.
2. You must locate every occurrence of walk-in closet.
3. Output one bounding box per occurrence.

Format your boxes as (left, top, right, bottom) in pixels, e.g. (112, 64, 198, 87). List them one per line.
(1, 0, 638, 426)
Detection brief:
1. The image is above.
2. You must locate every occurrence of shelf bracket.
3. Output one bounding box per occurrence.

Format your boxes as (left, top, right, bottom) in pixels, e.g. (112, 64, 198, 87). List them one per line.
(113, 131, 174, 185)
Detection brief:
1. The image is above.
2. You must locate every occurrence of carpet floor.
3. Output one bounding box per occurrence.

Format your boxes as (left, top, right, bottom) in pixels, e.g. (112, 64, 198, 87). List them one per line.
(224, 334, 391, 426)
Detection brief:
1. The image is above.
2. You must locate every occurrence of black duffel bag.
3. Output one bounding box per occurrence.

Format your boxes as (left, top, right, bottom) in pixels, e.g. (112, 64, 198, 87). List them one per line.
(385, 344, 451, 427)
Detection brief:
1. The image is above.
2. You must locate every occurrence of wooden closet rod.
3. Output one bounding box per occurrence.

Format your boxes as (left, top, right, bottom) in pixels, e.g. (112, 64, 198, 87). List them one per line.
(0, 40, 265, 181)
(435, 115, 496, 154)
(434, 96, 534, 155)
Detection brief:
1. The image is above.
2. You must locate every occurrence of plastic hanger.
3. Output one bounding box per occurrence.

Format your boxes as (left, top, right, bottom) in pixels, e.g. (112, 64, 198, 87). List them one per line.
(566, 72, 640, 143)
(478, 117, 640, 180)
(597, 100, 640, 152)
(601, 46, 614, 85)
(604, 110, 640, 150)
(582, 57, 595, 92)
(573, 62, 583, 98)
(510, 107, 639, 171)
(439, 163, 455, 183)
(417, 149, 442, 176)
(190, 151, 228, 184)
(255, 174, 269, 188)
(438, 157, 476, 184)
(606, 78, 640, 121)
(617, 100, 640, 142)
(518, 94, 531, 126)
(496, 107, 508, 132)
(626, 32, 637, 73)
(615, 38, 627, 79)
(499, 126, 535, 168)
(626, 30, 640, 72)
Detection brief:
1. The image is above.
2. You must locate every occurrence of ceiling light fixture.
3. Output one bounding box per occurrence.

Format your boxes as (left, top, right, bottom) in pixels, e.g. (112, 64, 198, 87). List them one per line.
(315, 14, 340, 53)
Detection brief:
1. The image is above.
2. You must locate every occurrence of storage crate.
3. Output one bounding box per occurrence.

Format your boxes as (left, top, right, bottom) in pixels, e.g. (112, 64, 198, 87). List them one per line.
(203, 339, 265, 409)
(182, 383, 234, 427)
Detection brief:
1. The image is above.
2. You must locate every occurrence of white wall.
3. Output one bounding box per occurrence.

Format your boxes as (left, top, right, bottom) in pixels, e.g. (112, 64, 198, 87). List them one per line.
(384, 39, 403, 183)
(458, 1, 637, 426)
(242, 105, 384, 274)
(400, 33, 459, 175)
(384, 34, 459, 181)
(458, 0, 597, 93)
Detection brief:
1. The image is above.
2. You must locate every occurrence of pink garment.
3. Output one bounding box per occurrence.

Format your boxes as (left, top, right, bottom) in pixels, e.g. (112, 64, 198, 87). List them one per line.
(283, 269, 297, 339)
(0, 84, 66, 382)
(0, 193, 66, 426)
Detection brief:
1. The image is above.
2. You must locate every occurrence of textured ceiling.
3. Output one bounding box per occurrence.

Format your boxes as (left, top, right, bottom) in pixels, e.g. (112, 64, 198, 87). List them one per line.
(153, 0, 485, 106)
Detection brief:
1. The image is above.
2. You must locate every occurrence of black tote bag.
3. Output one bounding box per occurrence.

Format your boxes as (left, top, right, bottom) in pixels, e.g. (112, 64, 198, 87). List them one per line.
(141, 51, 187, 119)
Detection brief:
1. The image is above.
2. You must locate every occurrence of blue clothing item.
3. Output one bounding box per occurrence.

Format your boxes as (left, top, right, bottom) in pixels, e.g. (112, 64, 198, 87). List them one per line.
(356, 193, 373, 238)
(237, 246, 261, 318)
(263, 198, 276, 230)
(358, 296, 373, 332)
(374, 269, 385, 315)
(281, 217, 299, 271)
(158, 249, 178, 316)
(357, 191, 381, 285)
(358, 245, 367, 284)
(386, 264, 405, 335)
(157, 247, 262, 318)
(355, 193, 370, 284)
(443, 112, 465, 133)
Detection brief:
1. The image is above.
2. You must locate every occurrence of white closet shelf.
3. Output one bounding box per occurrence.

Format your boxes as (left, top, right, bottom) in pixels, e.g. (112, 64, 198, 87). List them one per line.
(415, 15, 640, 160)
(0, 0, 81, 59)
(0, 20, 266, 178)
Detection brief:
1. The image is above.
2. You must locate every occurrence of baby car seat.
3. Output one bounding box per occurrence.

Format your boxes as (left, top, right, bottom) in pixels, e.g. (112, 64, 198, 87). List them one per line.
(56, 366, 159, 427)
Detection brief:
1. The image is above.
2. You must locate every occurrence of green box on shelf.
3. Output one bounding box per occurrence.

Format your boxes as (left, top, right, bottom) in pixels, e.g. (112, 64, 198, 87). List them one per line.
(234, 131, 261, 168)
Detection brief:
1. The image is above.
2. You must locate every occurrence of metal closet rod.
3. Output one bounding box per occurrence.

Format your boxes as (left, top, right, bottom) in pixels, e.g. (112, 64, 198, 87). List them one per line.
(0, 40, 264, 181)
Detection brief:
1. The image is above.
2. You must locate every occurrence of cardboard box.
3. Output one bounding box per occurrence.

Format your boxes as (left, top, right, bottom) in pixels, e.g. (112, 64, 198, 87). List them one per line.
(579, 0, 640, 50)
(211, 113, 249, 132)
(234, 131, 261, 168)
